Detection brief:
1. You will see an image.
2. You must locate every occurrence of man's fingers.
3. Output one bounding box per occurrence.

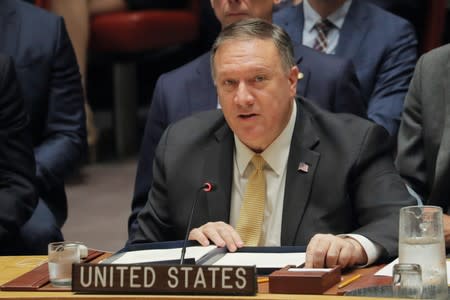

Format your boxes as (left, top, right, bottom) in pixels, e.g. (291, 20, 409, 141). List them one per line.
(188, 227, 210, 246)
(201, 222, 227, 248)
(306, 234, 368, 268)
(216, 223, 242, 252)
(336, 242, 353, 268)
(188, 222, 243, 251)
(344, 238, 367, 266)
(229, 229, 244, 250)
(306, 234, 331, 268)
(305, 236, 318, 268)
(325, 241, 341, 267)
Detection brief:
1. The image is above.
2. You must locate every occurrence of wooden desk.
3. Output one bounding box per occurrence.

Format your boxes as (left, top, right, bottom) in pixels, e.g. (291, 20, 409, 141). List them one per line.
(0, 256, 391, 299)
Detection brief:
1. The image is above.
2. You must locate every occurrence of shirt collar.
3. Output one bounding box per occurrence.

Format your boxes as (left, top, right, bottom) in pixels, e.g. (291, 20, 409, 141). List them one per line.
(234, 100, 297, 177)
(304, 0, 352, 31)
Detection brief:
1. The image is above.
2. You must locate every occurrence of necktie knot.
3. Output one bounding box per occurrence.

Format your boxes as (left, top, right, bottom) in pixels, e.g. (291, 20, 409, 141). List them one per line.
(251, 154, 265, 172)
(315, 19, 333, 35)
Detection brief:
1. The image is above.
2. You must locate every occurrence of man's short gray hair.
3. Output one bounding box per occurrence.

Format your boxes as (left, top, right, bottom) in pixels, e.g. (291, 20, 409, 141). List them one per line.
(210, 18, 296, 80)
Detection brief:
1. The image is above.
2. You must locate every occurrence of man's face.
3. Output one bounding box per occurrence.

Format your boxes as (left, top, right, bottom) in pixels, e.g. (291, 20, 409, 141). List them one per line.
(213, 38, 298, 152)
(210, 0, 278, 27)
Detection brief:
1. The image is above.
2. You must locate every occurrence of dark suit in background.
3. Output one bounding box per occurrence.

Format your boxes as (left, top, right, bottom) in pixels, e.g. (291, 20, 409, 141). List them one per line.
(396, 44, 450, 211)
(128, 44, 365, 238)
(274, 0, 418, 135)
(132, 98, 415, 259)
(0, 54, 36, 251)
(0, 0, 86, 253)
(365, 0, 426, 43)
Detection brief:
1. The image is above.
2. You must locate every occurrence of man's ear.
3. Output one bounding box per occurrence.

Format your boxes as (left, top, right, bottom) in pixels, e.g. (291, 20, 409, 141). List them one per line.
(288, 66, 299, 97)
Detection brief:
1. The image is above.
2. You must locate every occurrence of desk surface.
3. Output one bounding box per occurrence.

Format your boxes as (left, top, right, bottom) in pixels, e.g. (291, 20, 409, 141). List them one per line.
(0, 256, 390, 299)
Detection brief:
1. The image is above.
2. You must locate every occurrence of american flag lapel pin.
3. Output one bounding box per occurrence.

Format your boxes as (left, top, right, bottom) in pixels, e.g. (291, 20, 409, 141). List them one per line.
(297, 162, 309, 173)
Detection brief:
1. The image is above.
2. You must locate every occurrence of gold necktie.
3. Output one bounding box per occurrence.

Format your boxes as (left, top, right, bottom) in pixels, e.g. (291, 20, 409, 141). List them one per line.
(236, 155, 266, 246)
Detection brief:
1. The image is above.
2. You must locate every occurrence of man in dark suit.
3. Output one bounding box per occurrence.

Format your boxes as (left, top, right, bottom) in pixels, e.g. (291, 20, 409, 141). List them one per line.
(0, 54, 37, 253)
(132, 19, 415, 268)
(396, 44, 450, 246)
(274, 0, 418, 136)
(0, 0, 86, 253)
(128, 0, 366, 239)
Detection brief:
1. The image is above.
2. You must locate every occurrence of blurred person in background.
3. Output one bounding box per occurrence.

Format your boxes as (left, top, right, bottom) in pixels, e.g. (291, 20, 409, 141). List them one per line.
(0, 0, 86, 254)
(274, 0, 418, 136)
(396, 44, 450, 247)
(0, 54, 37, 254)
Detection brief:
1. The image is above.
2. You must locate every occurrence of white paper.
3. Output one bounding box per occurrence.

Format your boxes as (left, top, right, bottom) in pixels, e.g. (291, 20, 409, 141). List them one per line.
(212, 252, 305, 268)
(375, 258, 450, 284)
(374, 258, 399, 277)
(111, 245, 217, 264)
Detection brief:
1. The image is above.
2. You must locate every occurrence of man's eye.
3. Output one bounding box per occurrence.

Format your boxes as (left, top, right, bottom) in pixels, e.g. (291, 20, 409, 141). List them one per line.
(255, 75, 266, 82)
(224, 80, 236, 86)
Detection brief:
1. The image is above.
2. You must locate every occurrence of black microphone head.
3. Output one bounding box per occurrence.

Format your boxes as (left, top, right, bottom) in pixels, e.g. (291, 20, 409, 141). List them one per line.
(202, 182, 216, 192)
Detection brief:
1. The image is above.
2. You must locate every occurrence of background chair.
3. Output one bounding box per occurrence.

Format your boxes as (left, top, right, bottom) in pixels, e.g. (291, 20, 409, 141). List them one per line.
(36, 0, 201, 157)
(89, 2, 200, 157)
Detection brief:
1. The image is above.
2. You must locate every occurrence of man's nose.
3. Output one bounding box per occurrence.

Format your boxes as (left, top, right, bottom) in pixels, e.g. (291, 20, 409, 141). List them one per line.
(234, 82, 254, 106)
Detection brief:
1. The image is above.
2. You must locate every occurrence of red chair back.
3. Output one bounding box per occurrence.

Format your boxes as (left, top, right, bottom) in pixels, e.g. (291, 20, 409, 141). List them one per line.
(421, 0, 446, 53)
(34, 0, 50, 9)
(89, 0, 200, 53)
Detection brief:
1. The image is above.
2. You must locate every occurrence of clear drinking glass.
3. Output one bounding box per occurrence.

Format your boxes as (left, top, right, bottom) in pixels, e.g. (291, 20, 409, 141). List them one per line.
(392, 263, 423, 298)
(399, 206, 448, 300)
(48, 241, 81, 287)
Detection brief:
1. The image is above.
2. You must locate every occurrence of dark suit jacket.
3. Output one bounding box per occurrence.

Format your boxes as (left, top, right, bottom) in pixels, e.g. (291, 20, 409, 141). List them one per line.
(365, 0, 425, 40)
(396, 44, 450, 211)
(132, 98, 415, 259)
(128, 46, 366, 238)
(274, 0, 418, 135)
(0, 54, 36, 242)
(0, 0, 86, 226)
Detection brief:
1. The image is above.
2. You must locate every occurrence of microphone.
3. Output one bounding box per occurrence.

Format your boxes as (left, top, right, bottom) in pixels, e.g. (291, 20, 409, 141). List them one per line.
(180, 182, 216, 264)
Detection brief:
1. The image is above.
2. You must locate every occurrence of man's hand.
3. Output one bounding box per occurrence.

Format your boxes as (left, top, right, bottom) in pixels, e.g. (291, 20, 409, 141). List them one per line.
(188, 221, 244, 252)
(443, 214, 450, 247)
(305, 234, 368, 268)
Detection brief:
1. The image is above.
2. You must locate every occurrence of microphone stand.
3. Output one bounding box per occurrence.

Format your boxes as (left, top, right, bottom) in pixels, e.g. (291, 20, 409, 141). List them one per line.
(180, 183, 214, 264)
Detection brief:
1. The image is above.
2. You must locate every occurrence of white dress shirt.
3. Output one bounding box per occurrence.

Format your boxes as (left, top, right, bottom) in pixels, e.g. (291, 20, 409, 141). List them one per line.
(230, 101, 296, 246)
(229, 100, 381, 265)
(302, 0, 352, 54)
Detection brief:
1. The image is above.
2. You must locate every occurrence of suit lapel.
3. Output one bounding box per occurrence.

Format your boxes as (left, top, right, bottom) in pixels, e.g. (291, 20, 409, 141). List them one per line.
(187, 53, 218, 113)
(296, 3, 305, 44)
(276, 4, 304, 46)
(281, 100, 320, 245)
(335, 0, 369, 60)
(202, 122, 234, 222)
(0, 0, 20, 56)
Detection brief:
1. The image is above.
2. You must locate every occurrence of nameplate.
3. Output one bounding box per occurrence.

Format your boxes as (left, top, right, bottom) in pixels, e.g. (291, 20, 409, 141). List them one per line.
(72, 264, 256, 295)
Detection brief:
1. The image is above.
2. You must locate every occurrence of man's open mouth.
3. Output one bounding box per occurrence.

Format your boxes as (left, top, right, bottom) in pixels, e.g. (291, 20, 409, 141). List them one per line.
(239, 113, 257, 119)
